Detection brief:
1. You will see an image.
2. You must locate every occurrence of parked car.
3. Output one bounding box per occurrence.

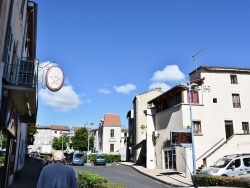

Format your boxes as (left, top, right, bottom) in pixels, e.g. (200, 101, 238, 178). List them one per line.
(94, 155, 106, 166)
(30, 151, 40, 158)
(72, 152, 84, 166)
(200, 154, 250, 177)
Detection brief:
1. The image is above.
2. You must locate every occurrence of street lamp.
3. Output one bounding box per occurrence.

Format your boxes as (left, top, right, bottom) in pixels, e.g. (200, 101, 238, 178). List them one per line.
(181, 81, 200, 174)
(84, 122, 94, 163)
(62, 135, 64, 151)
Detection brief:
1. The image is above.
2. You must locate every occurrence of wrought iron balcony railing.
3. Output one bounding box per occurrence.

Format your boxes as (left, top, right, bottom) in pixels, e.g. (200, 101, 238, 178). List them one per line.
(3, 57, 38, 88)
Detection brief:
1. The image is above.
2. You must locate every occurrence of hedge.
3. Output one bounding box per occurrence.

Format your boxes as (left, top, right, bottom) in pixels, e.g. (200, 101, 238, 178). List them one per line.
(192, 174, 250, 187)
(84, 154, 121, 164)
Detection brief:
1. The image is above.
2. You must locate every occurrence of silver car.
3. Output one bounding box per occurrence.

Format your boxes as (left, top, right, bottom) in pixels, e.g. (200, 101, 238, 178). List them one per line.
(72, 153, 84, 166)
(200, 154, 250, 177)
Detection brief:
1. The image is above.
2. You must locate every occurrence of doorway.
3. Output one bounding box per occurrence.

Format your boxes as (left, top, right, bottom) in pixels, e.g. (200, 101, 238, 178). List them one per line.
(225, 120, 234, 139)
(164, 149, 176, 170)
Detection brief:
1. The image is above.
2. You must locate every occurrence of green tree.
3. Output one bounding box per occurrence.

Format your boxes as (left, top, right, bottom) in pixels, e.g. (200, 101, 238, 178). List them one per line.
(52, 133, 69, 150)
(71, 127, 94, 151)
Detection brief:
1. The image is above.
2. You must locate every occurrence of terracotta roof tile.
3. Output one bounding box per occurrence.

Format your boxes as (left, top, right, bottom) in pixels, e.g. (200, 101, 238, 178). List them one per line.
(103, 113, 121, 127)
(72, 126, 82, 131)
(50, 125, 69, 131)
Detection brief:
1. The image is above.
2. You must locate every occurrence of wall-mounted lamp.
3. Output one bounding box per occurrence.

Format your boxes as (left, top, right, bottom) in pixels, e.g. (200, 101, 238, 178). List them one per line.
(143, 110, 155, 117)
(27, 101, 32, 116)
(26, 101, 30, 110)
(153, 131, 159, 137)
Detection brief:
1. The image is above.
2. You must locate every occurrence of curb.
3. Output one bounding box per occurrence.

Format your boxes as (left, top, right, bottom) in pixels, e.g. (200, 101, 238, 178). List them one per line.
(119, 163, 193, 187)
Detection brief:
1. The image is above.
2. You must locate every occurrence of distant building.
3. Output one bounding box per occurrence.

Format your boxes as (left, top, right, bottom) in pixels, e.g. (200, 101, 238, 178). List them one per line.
(98, 113, 121, 154)
(128, 88, 162, 165)
(30, 125, 70, 154)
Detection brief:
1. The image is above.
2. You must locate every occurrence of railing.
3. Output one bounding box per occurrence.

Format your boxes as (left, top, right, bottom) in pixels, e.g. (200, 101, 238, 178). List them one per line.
(3, 57, 38, 88)
(196, 137, 224, 161)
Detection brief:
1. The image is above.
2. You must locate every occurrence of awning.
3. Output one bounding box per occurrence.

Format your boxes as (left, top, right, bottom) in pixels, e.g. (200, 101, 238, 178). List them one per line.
(132, 140, 146, 149)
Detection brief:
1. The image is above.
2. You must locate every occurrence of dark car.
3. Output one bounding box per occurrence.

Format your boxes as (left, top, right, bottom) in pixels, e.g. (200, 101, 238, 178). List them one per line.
(94, 155, 106, 166)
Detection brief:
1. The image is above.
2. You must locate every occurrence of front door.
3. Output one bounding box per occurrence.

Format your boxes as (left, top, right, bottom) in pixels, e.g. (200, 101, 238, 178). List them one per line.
(164, 149, 176, 170)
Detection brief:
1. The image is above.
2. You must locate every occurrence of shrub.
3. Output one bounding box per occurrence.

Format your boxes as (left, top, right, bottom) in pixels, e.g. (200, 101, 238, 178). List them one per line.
(93, 182, 126, 188)
(78, 171, 108, 188)
(0, 156, 5, 165)
(193, 174, 250, 187)
(89, 154, 121, 164)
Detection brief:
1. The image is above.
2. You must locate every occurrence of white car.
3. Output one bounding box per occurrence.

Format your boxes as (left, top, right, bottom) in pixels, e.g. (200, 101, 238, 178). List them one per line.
(200, 154, 250, 177)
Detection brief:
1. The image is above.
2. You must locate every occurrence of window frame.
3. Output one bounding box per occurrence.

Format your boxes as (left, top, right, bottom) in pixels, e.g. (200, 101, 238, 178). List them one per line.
(193, 121, 202, 134)
(242, 122, 249, 134)
(110, 144, 114, 152)
(110, 129, 114, 137)
(232, 93, 241, 108)
(230, 75, 238, 84)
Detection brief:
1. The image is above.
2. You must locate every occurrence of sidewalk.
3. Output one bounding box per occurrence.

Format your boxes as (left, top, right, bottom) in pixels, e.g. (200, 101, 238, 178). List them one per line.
(120, 162, 194, 187)
(9, 157, 43, 188)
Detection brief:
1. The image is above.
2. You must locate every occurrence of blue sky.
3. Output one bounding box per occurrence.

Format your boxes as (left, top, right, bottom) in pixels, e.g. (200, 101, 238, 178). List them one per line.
(35, 0, 250, 129)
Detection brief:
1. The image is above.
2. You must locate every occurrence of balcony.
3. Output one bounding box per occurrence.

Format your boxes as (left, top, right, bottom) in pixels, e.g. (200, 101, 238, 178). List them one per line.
(2, 58, 38, 123)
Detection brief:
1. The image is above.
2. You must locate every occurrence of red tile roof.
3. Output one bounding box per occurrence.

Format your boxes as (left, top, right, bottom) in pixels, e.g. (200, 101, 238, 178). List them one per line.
(72, 126, 82, 131)
(50, 125, 69, 131)
(103, 113, 121, 127)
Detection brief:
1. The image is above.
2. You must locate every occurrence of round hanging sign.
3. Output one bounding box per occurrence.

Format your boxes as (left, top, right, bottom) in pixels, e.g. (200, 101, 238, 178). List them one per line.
(45, 66, 64, 92)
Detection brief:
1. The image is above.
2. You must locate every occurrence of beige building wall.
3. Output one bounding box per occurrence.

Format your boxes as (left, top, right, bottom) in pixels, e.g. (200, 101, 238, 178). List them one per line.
(153, 66, 250, 174)
(133, 89, 162, 163)
(102, 126, 121, 154)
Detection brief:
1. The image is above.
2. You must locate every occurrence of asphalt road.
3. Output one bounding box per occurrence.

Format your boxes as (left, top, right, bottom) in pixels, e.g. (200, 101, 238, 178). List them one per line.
(72, 164, 171, 188)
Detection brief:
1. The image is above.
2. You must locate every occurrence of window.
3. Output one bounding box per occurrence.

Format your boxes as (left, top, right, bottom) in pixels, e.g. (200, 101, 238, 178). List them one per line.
(110, 129, 114, 137)
(124, 133, 127, 137)
(54, 131, 57, 134)
(193, 121, 202, 134)
(230, 75, 238, 84)
(169, 98, 174, 107)
(213, 98, 217, 103)
(243, 158, 250, 167)
(242, 122, 249, 134)
(188, 91, 199, 103)
(175, 93, 182, 104)
(232, 94, 241, 108)
(229, 159, 241, 169)
(110, 144, 114, 152)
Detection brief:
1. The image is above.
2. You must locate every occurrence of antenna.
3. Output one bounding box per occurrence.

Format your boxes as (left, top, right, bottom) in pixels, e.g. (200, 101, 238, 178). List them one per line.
(191, 49, 204, 73)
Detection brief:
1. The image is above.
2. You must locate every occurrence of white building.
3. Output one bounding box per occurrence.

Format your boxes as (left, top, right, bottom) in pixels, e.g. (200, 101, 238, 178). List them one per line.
(128, 88, 162, 165)
(146, 66, 250, 175)
(98, 113, 121, 154)
(30, 125, 70, 154)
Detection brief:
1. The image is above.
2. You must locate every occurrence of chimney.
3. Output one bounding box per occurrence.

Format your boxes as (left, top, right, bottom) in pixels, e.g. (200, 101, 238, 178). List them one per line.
(155, 87, 162, 92)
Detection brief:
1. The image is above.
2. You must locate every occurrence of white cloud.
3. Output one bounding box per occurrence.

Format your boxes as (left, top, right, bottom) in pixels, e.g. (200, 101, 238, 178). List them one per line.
(38, 81, 81, 112)
(149, 82, 171, 92)
(98, 88, 112, 94)
(150, 65, 185, 82)
(113, 83, 137, 94)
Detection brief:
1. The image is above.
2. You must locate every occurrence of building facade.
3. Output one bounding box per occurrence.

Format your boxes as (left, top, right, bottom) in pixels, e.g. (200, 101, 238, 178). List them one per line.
(98, 113, 121, 154)
(147, 66, 250, 175)
(0, 1, 38, 187)
(128, 88, 162, 166)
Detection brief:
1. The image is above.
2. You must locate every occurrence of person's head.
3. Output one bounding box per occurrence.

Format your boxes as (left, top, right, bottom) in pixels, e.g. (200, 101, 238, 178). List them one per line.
(53, 150, 65, 161)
